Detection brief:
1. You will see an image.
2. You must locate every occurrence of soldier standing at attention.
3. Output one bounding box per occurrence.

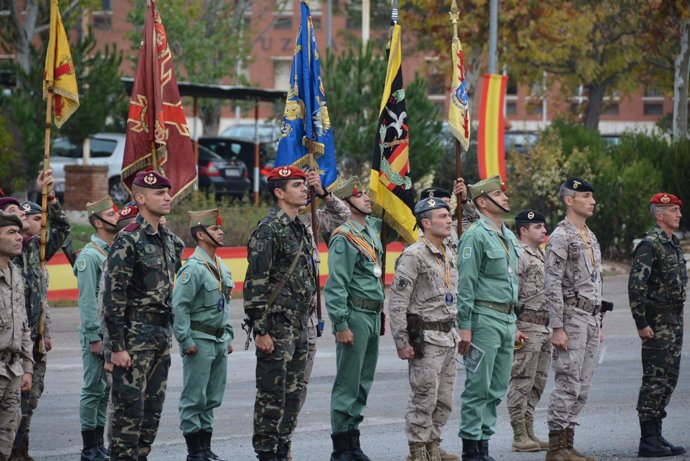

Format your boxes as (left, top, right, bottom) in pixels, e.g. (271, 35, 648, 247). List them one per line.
(243, 166, 316, 461)
(507, 209, 550, 453)
(544, 177, 601, 461)
(75, 197, 119, 461)
(456, 175, 519, 461)
(103, 170, 182, 461)
(173, 209, 234, 461)
(0, 211, 33, 461)
(628, 193, 686, 458)
(389, 197, 460, 461)
(325, 177, 384, 461)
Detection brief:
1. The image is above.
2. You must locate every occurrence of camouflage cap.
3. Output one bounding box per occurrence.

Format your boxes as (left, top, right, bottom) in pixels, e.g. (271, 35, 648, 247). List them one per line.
(0, 197, 20, 211)
(20, 201, 42, 216)
(0, 210, 22, 229)
(468, 175, 506, 199)
(86, 195, 115, 216)
(419, 187, 451, 200)
(414, 197, 450, 215)
(333, 177, 363, 200)
(515, 208, 546, 224)
(188, 209, 222, 228)
(563, 177, 594, 193)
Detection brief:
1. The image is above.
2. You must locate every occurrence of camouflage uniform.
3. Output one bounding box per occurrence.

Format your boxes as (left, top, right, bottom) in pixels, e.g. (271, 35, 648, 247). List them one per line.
(507, 242, 551, 421)
(243, 206, 317, 458)
(389, 238, 459, 445)
(0, 262, 33, 461)
(103, 214, 183, 461)
(545, 219, 602, 431)
(628, 226, 687, 423)
(12, 200, 70, 453)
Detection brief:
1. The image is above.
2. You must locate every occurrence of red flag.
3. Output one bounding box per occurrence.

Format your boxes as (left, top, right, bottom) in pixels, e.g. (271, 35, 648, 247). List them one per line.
(122, 0, 196, 203)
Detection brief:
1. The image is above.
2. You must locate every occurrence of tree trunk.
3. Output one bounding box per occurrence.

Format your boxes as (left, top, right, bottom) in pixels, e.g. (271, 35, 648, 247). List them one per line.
(10, 0, 39, 77)
(200, 101, 221, 136)
(673, 16, 690, 141)
(583, 82, 604, 132)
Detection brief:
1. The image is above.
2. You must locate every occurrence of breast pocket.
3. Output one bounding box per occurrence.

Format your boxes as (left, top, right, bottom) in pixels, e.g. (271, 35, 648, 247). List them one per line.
(203, 281, 221, 309)
(413, 270, 444, 304)
(483, 249, 507, 276)
(141, 256, 163, 291)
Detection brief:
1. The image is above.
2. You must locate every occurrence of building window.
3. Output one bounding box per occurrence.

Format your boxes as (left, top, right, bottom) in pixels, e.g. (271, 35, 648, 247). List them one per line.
(345, 0, 390, 30)
(643, 102, 664, 116)
(274, 0, 293, 29)
(274, 16, 292, 29)
(273, 58, 292, 91)
(644, 85, 662, 98)
(506, 79, 517, 96)
(506, 101, 518, 115)
(602, 102, 619, 116)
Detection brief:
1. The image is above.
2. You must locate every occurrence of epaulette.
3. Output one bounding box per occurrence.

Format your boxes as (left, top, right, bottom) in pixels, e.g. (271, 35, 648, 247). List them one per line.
(332, 222, 352, 237)
(123, 222, 140, 233)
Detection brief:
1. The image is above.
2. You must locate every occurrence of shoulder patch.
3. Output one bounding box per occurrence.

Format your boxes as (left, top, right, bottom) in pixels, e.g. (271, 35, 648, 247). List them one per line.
(179, 271, 191, 284)
(76, 258, 87, 272)
(462, 247, 472, 259)
(123, 222, 140, 233)
(334, 238, 345, 254)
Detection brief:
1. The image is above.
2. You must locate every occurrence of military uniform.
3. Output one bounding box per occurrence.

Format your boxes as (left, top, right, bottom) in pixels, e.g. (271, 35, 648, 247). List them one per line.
(628, 192, 687, 457)
(243, 166, 316, 460)
(0, 212, 33, 461)
(389, 197, 459, 461)
(103, 171, 182, 461)
(418, 186, 480, 255)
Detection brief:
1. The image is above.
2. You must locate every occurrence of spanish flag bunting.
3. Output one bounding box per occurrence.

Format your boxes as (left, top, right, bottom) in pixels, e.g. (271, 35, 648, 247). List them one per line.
(477, 74, 508, 180)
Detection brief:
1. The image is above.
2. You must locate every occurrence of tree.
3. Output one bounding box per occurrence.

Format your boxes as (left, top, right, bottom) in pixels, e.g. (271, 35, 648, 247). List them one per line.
(127, 0, 251, 136)
(322, 42, 444, 181)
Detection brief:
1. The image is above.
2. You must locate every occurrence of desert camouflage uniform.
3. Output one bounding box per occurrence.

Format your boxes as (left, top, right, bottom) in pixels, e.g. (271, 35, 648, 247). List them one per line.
(507, 242, 551, 420)
(545, 219, 602, 431)
(0, 262, 33, 461)
(103, 215, 182, 461)
(389, 238, 459, 444)
(12, 200, 70, 452)
(628, 226, 687, 423)
(243, 206, 317, 457)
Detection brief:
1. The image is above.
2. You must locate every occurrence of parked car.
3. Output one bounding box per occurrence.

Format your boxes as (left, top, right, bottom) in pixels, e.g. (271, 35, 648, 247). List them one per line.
(219, 122, 281, 144)
(198, 137, 275, 194)
(197, 145, 251, 198)
(504, 130, 539, 154)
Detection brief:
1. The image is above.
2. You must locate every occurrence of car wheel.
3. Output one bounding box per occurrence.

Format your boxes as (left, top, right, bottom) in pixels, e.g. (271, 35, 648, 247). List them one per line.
(109, 177, 130, 204)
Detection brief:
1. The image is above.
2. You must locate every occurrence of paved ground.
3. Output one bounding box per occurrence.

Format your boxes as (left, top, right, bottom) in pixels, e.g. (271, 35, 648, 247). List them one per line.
(28, 275, 690, 460)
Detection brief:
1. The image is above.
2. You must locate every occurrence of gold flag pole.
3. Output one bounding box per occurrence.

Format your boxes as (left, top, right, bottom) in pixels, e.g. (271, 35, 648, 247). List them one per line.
(449, 0, 464, 239)
(38, 84, 53, 355)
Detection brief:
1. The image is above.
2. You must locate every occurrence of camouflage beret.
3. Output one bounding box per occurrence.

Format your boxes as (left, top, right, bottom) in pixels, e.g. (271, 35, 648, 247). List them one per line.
(0, 210, 22, 229)
(468, 175, 506, 199)
(86, 195, 115, 216)
(414, 197, 450, 215)
(563, 177, 594, 193)
(188, 208, 222, 228)
(515, 209, 546, 224)
(333, 177, 363, 200)
(420, 187, 451, 200)
(20, 201, 42, 216)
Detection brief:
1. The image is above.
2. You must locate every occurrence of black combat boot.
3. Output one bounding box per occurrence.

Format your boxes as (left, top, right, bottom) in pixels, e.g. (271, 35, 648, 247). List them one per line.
(476, 439, 496, 461)
(93, 426, 108, 458)
(275, 440, 290, 461)
(349, 429, 372, 461)
(256, 452, 278, 461)
(638, 420, 673, 457)
(184, 432, 208, 461)
(461, 439, 483, 461)
(330, 432, 351, 461)
(656, 419, 686, 455)
(200, 430, 227, 461)
(81, 430, 109, 461)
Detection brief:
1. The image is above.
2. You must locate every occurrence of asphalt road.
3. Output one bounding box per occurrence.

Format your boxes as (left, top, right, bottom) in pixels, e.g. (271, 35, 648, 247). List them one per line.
(29, 275, 690, 460)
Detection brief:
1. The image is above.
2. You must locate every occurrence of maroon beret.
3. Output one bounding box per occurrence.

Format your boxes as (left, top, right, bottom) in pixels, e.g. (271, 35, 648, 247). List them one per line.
(132, 170, 172, 189)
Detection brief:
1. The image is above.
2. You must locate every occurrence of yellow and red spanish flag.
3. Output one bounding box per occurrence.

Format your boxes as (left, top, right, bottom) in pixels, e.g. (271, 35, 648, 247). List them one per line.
(122, 0, 196, 203)
(448, 36, 470, 151)
(477, 74, 508, 179)
(43, 0, 79, 128)
(369, 23, 417, 244)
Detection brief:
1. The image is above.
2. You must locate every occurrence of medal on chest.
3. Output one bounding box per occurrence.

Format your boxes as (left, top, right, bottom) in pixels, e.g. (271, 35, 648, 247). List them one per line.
(373, 264, 382, 278)
(445, 292, 454, 306)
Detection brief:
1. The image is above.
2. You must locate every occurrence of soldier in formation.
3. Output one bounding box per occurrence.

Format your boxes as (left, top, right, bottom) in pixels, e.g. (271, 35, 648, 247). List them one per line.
(243, 166, 316, 461)
(544, 177, 601, 461)
(173, 209, 234, 461)
(455, 175, 519, 461)
(103, 170, 182, 461)
(506, 209, 550, 452)
(325, 177, 385, 461)
(389, 197, 460, 461)
(628, 193, 686, 458)
(75, 196, 119, 461)
(0, 211, 33, 461)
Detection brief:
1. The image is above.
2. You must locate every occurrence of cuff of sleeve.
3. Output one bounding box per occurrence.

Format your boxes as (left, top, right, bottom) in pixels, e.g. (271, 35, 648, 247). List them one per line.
(180, 337, 195, 351)
(549, 317, 564, 329)
(23, 361, 33, 374)
(393, 336, 409, 349)
(458, 320, 472, 330)
(111, 340, 125, 353)
(334, 320, 350, 332)
(87, 331, 102, 343)
(634, 316, 649, 330)
(253, 319, 269, 336)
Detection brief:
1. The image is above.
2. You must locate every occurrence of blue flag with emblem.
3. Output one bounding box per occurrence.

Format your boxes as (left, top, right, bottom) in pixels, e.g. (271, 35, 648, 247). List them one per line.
(276, 0, 337, 190)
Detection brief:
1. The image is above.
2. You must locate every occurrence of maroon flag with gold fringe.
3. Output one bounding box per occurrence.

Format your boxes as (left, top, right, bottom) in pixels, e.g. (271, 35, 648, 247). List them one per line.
(122, 0, 196, 203)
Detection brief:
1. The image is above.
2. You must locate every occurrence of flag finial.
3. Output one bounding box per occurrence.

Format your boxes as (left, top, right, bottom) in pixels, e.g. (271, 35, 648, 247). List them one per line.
(449, 0, 460, 39)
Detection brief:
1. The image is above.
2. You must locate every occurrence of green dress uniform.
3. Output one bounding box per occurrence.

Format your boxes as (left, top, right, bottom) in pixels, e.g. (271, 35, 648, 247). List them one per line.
(75, 235, 111, 432)
(173, 245, 234, 436)
(325, 216, 385, 435)
(456, 212, 519, 442)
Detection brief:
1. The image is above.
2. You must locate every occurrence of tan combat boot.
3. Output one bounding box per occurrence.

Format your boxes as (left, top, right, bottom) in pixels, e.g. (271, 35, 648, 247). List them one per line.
(511, 417, 540, 452)
(525, 414, 549, 450)
(565, 428, 596, 461)
(545, 430, 573, 461)
(407, 442, 431, 461)
(427, 439, 459, 461)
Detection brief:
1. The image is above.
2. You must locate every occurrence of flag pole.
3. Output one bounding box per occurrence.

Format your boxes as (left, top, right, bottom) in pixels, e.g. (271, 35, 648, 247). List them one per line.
(38, 86, 53, 355)
(449, 0, 464, 239)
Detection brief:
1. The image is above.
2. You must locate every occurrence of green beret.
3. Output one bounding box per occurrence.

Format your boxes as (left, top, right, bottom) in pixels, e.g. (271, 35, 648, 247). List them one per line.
(468, 175, 505, 199)
(86, 196, 115, 216)
(0, 210, 22, 229)
(333, 177, 363, 200)
(188, 209, 221, 228)
(414, 197, 450, 215)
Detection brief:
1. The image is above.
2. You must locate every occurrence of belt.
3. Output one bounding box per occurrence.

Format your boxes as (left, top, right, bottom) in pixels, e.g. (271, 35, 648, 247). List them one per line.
(651, 302, 684, 310)
(190, 321, 226, 338)
(475, 300, 516, 315)
(349, 296, 384, 313)
(128, 311, 171, 327)
(421, 319, 455, 333)
(564, 296, 600, 315)
(518, 309, 549, 327)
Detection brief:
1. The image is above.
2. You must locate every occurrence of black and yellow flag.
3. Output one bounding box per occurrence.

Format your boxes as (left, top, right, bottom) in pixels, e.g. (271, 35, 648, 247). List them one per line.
(369, 23, 417, 244)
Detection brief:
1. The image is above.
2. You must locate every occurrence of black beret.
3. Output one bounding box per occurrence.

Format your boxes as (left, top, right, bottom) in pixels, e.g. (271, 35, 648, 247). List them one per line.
(419, 187, 451, 200)
(563, 177, 595, 193)
(515, 209, 545, 224)
(20, 201, 42, 216)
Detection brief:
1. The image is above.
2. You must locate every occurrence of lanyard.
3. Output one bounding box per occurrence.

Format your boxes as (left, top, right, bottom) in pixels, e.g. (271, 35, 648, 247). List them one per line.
(346, 224, 380, 265)
(196, 251, 224, 294)
(576, 226, 596, 268)
(484, 219, 512, 265)
(424, 238, 451, 290)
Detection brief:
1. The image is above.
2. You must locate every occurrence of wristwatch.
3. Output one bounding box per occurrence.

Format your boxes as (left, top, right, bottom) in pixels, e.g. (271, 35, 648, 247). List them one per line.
(317, 190, 331, 199)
